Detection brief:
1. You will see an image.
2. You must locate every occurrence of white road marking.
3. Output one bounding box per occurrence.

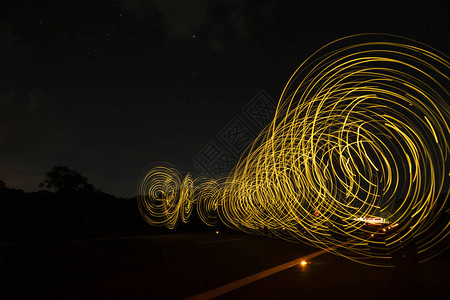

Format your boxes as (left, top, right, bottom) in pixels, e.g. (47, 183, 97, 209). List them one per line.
(185, 241, 352, 300)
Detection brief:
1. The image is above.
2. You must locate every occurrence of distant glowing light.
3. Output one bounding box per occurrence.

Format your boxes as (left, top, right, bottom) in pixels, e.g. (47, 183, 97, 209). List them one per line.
(354, 217, 389, 225)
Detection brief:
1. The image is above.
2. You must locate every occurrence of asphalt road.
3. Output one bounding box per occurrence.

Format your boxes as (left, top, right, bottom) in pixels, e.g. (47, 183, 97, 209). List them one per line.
(1, 231, 449, 299)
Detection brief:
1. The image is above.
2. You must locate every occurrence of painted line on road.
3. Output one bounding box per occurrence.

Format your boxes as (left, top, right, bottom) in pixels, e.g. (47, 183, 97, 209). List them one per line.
(185, 242, 350, 300)
(196, 238, 243, 244)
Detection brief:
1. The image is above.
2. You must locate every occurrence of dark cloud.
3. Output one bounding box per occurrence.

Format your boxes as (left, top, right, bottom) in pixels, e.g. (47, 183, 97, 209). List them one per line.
(0, 20, 32, 67)
(0, 21, 17, 49)
(0, 87, 53, 191)
(120, 0, 274, 50)
(0, 85, 14, 108)
(123, 0, 209, 39)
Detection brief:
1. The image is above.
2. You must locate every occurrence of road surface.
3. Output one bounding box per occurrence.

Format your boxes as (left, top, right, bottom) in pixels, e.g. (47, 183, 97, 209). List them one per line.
(1, 231, 448, 299)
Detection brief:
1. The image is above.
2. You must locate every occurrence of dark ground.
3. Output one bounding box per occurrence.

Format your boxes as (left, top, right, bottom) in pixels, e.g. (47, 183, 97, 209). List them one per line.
(1, 231, 449, 299)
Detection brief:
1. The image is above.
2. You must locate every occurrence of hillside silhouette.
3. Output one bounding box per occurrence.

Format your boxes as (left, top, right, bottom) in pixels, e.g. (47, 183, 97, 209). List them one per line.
(0, 166, 218, 243)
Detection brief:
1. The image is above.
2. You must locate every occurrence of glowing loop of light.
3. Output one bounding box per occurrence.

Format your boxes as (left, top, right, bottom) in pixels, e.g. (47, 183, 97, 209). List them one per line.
(138, 34, 449, 267)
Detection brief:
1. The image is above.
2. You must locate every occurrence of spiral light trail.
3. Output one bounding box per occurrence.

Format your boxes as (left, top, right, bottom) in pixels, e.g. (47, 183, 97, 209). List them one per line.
(138, 34, 449, 266)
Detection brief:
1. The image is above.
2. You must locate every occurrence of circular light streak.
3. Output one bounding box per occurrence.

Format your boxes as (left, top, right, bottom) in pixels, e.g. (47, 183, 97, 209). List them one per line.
(138, 34, 449, 267)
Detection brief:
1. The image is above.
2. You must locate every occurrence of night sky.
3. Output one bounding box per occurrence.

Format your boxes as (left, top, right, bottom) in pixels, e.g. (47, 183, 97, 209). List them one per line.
(0, 0, 448, 197)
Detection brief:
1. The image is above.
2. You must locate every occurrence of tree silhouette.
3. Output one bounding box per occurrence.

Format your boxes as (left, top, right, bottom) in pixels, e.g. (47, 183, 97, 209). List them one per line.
(39, 166, 95, 194)
(0, 179, 5, 189)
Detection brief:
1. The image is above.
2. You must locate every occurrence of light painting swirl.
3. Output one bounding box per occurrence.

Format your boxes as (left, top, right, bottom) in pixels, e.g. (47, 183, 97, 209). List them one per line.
(137, 34, 449, 267)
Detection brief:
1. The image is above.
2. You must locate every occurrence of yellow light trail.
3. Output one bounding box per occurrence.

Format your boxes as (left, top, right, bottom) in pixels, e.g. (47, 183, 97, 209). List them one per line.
(137, 34, 449, 267)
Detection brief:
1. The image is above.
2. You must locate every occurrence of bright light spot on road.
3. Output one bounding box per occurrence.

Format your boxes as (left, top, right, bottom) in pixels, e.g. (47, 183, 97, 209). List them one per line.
(300, 261, 308, 266)
(215, 230, 219, 234)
